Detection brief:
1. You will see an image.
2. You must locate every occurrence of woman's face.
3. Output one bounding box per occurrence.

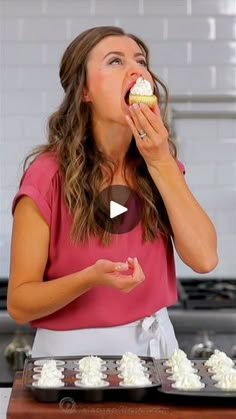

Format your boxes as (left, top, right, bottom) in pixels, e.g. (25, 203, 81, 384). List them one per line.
(84, 35, 153, 125)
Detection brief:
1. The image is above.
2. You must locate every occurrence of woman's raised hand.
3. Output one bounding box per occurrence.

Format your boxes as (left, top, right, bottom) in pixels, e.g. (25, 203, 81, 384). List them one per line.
(92, 257, 145, 293)
(125, 103, 171, 170)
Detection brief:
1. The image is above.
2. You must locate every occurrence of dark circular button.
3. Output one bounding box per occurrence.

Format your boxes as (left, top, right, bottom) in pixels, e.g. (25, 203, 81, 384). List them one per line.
(94, 185, 142, 234)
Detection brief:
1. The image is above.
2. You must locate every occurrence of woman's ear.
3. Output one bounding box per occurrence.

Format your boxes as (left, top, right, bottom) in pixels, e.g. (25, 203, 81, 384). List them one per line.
(83, 87, 91, 103)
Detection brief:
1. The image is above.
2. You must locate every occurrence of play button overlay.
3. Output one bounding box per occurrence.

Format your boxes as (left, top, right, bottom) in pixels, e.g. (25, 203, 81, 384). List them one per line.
(94, 185, 142, 234)
(110, 201, 127, 218)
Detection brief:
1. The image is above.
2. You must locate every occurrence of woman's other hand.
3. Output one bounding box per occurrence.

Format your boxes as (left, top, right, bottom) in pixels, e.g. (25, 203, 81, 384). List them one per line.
(93, 257, 145, 293)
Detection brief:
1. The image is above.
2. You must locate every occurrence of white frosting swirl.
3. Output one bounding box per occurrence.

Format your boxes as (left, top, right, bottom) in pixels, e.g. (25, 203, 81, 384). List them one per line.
(216, 372, 236, 389)
(205, 350, 234, 368)
(37, 376, 64, 387)
(212, 368, 236, 382)
(172, 375, 205, 390)
(130, 77, 153, 96)
(163, 349, 189, 367)
(80, 375, 107, 386)
(121, 374, 151, 386)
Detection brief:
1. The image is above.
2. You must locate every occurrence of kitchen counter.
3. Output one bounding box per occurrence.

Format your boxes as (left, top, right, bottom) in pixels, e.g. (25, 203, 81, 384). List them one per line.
(6, 372, 236, 419)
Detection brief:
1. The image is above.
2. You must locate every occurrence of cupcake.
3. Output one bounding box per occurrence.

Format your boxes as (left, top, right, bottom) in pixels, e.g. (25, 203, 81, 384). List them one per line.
(128, 77, 157, 108)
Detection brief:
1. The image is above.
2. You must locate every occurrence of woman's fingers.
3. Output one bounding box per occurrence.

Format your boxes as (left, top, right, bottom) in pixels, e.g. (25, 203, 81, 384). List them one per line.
(127, 103, 168, 142)
(96, 258, 145, 293)
(127, 257, 145, 283)
(133, 257, 145, 282)
(114, 262, 129, 272)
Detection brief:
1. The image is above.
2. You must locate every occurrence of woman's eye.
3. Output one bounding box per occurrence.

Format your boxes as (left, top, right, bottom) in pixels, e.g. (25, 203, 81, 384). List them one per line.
(109, 57, 122, 65)
(138, 60, 147, 66)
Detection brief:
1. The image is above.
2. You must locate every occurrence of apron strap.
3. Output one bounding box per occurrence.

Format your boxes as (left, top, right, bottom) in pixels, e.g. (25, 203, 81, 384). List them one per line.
(139, 312, 167, 358)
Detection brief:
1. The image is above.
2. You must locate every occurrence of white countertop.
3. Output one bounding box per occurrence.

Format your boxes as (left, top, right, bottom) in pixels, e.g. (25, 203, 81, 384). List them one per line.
(0, 388, 11, 419)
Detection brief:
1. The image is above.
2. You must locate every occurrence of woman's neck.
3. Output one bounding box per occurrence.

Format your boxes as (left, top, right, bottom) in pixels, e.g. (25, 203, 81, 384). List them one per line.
(92, 119, 132, 171)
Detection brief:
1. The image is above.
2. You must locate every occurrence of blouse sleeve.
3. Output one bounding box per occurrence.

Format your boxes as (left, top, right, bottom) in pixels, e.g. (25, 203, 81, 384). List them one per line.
(177, 160, 185, 175)
(12, 154, 59, 225)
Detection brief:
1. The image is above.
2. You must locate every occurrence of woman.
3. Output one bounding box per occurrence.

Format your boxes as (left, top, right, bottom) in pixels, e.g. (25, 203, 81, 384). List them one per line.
(7, 26, 218, 358)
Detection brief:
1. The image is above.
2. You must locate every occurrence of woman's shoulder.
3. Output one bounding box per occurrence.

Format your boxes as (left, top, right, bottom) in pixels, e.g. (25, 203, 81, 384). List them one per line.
(27, 151, 59, 174)
(22, 151, 60, 185)
(13, 152, 61, 220)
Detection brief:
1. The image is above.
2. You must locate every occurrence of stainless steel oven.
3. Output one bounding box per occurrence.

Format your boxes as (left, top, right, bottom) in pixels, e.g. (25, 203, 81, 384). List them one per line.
(169, 278, 236, 359)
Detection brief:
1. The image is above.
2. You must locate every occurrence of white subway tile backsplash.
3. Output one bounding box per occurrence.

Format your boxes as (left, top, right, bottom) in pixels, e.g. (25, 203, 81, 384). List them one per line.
(192, 0, 236, 16)
(216, 17, 236, 39)
(1, 0, 43, 16)
(175, 119, 220, 137)
(182, 139, 236, 163)
(191, 187, 236, 210)
(69, 17, 117, 39)
(19, 67, 60, 90)
(94, 0, 140, 15)
(1, 68, 21, 90)
(216, 260, 236, 277)
(167, 18, 216, 40)
(2, 92, 43, 115)
(216, 162, 236, 185)
(150, 66, 167, 81)
(149, 42, 188, 65)
(0, 190, 16, 213)
(46, 0, 91, 16)
(184, 163, 216, 186)
(143, 0, 188, 16)
(0, 138, 41, 165)
(192, 41, 236, 64)
(218, 235, 236, 260)
(44, 90, 64, 113)
(1, 18, 20, 40)
(115, 18, 165, 41)
(167, 67, 214, 93)
(218, 119, 236, 136)
(1, 116, 23, 138)
(2, 42, 44, 66)
(21, 115, 48, 139)
(22, 18, 68, 41)
(216, 211, 236, 234)
(0, 214, 13, 237)
(44, 42, 68, 65)
(1, 164, 22, 189)
(216, 67, 236, 90)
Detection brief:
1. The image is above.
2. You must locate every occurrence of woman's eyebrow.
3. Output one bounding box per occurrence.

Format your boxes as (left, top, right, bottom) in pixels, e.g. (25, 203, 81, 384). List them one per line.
(103, 51, 146, 60)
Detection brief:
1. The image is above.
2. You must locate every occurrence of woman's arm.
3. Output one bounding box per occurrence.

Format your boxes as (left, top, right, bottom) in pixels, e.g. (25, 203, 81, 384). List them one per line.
(147, 157, 218, 273)
(126, 103, 218, 273)
(8, 197, 145, 324)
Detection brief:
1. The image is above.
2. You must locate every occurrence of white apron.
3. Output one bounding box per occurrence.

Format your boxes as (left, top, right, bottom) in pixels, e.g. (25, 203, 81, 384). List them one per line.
(31, 308, 178, 359)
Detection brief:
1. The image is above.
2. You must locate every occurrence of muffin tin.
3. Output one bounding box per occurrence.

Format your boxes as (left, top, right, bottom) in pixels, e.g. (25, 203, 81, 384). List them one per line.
(154, 359, 236, 398)
(23, 355, 160, 402)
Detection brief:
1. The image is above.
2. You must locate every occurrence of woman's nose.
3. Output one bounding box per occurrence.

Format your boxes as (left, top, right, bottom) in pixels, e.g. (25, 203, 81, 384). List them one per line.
(126, 62, 145, 78)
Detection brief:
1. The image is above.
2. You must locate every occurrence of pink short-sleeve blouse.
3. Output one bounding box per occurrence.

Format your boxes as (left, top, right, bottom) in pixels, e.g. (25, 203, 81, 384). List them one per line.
(12, 153, 184, 331)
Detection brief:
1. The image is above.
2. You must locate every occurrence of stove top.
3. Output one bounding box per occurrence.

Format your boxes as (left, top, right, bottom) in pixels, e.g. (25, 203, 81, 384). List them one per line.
(178, 278, 236, 309)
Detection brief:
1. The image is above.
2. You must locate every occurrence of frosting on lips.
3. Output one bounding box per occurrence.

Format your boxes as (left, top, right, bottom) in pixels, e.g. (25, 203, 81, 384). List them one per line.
(130, 77, 153, 96)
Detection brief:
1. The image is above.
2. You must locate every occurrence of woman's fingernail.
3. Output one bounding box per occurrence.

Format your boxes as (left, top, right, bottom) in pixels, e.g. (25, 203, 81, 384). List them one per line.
(115, 263, 128, 270)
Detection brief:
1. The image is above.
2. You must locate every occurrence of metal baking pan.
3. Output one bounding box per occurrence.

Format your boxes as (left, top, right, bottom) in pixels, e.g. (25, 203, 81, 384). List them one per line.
(23, 355, 160, 402)
(155, 359, 236, 398)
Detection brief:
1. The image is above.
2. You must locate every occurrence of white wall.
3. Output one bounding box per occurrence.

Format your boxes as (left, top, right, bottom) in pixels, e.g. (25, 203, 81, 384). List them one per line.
(1, 0, 236, 278)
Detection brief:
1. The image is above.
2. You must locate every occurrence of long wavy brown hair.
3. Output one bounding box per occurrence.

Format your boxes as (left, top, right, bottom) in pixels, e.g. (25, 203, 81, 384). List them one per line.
(24, 26, 177, 245)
